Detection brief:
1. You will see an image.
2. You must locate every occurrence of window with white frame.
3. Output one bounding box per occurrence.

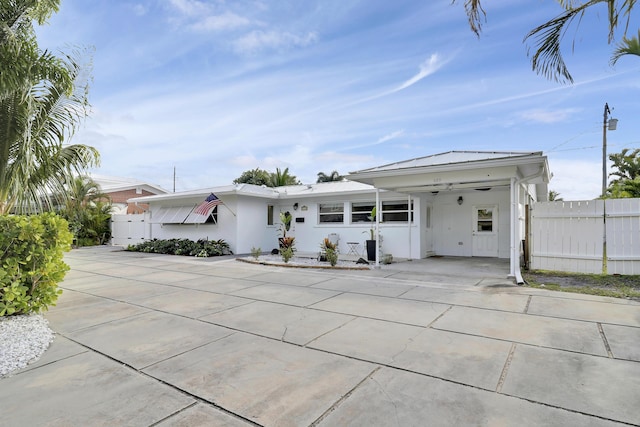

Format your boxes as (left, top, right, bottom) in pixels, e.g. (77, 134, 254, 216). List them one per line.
(381, 200, 413, 222)
(267, 205, 274, 225)
(351, 202, 375, 223)
(318, 203, 344, 223)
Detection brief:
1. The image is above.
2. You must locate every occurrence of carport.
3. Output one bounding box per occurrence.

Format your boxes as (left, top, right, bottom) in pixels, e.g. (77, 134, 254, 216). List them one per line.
(347, 151, 550, 280)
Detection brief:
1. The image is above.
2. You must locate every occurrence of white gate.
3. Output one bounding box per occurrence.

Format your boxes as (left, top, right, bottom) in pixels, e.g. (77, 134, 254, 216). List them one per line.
(606, 198, 640, 275)
(530, 199, 640, 274)
(110, 213, 150, 246)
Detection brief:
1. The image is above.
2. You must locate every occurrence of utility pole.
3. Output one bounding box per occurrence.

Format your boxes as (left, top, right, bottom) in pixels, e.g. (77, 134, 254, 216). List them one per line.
(601, 103, 618, 274)
(602, 103, 618, 196)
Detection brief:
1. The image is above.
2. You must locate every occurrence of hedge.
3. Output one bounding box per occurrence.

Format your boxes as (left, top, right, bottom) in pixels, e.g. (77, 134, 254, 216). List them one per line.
(0, 213, 72, 316)
(126, 238, 232, 257)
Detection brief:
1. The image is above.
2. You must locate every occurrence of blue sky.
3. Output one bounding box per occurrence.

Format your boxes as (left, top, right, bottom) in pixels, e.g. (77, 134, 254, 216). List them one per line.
(36, 0, 640, 200)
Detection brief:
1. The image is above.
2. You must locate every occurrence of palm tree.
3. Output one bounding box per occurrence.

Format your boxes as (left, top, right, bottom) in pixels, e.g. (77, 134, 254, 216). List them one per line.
(458, 0, 638, 83)
(0, 1, 99, 214)
(605, 178, 640, 198)
(601, 148, 640, 198)
(270, 167, 300, 187)
(1, 1, 65, 100)
(58, 176, 112, 245)
(61, 176, 109, 211)
(548, 190, 563, 201)
(609, 148, 640, 182)
(316, 170, 344, 183)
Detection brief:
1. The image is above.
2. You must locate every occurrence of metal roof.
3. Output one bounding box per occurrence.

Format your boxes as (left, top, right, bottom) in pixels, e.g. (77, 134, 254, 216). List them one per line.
(350, 151, 542, 174)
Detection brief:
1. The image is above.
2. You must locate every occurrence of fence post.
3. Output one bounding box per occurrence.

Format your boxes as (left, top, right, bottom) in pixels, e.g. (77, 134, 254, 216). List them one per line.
(602, 201, 607, 274)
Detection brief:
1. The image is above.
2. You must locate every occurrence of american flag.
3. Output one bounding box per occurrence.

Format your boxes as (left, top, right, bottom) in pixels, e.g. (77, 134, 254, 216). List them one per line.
(194, 193, 222, 215)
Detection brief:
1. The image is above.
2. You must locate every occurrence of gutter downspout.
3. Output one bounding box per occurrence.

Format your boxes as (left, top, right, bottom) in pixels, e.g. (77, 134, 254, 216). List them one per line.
(509, 178, 521, 283)
(512, 167, 546, 284)
(407, 194, 412, 261)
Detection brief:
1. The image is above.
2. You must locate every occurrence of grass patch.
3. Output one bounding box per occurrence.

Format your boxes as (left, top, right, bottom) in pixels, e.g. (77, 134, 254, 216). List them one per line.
(523, 270, 640, 300)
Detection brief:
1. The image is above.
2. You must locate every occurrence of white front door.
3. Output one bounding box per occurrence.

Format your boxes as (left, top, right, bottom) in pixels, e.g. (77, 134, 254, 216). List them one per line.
(472, 205, 498, 257)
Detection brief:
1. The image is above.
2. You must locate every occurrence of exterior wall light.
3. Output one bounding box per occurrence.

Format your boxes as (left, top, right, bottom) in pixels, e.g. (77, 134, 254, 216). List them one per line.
(457, 196, 464, 205)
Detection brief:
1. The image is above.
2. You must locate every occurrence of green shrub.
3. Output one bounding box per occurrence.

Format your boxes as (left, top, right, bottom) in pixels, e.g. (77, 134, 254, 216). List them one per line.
(60, 201, 112, 247)
(325, 248, 338, 266)
(281, 246, 294, 263)
(251, 246, 261, 260)
(0, 213, 72, 316)
(126, 238, 232, 257)
(320, 238, 339, 266)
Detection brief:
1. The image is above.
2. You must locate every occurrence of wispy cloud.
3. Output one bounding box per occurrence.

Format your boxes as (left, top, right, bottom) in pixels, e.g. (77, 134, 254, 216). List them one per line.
(378, 130, 405, 143)
(131, 4, 147, 16)
(167, 0, 251, 33)
(233, 30, 319, 54)
(168, 0, 209, 16)
(350, 54, 449, 106)
(191, 12, 252, 32)
(393, 54, 447, 93)
(340, 130, 406, 151)
(519, 108, 581, 124)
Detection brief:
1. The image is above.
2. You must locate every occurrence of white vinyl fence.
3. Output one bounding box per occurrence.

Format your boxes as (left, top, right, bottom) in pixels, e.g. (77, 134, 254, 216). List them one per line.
(530, 198, 640, 275)
(110, 213, 150, 246)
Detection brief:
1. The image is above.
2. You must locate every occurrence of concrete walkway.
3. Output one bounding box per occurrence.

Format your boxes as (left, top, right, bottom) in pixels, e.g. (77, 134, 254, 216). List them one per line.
(2, 247, 639, 426)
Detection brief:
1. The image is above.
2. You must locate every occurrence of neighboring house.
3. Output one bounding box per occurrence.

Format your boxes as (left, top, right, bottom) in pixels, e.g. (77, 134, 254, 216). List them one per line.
(92, 174, 169, 214)
(126, 151, 550, 279)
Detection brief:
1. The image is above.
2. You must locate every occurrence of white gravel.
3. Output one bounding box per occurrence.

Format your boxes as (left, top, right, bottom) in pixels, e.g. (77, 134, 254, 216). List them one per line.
(0, 314, 55, 378)
(245, 254, 371, 268)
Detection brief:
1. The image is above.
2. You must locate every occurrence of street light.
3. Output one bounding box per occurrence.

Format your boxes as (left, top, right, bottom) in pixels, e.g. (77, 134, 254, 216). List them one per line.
(602, 103, 618, 196)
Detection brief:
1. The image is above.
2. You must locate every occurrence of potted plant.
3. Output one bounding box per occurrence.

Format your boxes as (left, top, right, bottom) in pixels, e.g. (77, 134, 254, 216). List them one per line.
(278, 211, 293, 249)
(363, 207, 377, 261)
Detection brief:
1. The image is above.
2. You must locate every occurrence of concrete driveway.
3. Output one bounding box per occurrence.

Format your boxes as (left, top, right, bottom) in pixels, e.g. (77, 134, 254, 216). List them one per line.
(2, 247, 639, 426)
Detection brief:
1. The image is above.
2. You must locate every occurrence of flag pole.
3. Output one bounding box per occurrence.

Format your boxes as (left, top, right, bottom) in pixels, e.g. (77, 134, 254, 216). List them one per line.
(222, 202, 237, 217)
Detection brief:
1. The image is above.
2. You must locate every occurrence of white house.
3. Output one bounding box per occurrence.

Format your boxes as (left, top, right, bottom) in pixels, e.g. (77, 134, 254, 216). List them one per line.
(126, 151, 550, 279)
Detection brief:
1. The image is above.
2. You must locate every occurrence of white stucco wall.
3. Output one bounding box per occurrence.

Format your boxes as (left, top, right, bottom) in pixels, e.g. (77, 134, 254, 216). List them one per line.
(431, 188, 510, 258)
(235, 196, 279, 254)
(273, 192, 422, 259)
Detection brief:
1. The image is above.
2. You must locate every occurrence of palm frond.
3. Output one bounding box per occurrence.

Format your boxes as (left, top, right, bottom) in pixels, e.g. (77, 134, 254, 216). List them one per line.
(524, 2, 601, 84)
(611, 29, 640, 64)
(458, 0, 486, 36)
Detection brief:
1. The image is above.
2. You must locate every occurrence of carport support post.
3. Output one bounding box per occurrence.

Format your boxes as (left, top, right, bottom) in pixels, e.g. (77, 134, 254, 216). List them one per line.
(375, 188, 380, 269)
(509, 177, 519, 279)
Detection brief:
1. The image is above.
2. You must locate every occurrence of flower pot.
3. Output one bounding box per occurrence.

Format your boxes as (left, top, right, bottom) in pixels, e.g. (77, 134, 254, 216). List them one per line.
(366, 239, 376, 261)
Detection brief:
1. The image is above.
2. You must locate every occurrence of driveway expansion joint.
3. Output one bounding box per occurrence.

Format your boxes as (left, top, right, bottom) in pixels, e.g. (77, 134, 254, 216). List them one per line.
(309, 366, 382, 426)
(597, 323, 615, 358)
(523, 295, 532, 313)
(496, 343, 517, 393)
